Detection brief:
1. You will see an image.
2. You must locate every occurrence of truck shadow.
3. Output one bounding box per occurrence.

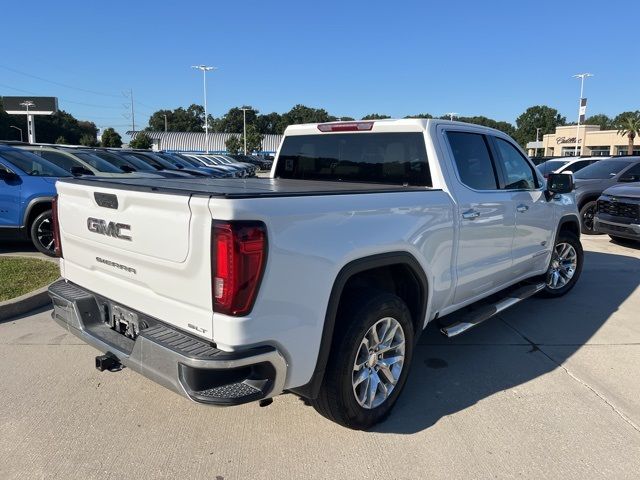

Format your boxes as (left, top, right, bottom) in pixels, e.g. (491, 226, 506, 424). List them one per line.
(374, 250, 640, 434)
(0, 240, 38, 255)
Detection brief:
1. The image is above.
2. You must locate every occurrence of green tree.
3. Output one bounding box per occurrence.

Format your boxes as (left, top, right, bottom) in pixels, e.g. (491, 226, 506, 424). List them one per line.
(277, 104, 336, 133)
(79, 133, 98, 147)
(213, 106, 258, 133)
(404, 113, 433, 119)
(244, 124, 264, 153)
(101, 128, 122, 148)
(585, 113, 612, 130)
(225, 135, 242, 154)
(129, 132, 153, 149)
(256, 112, 283, 135)
(361, 113, 391, 120)
(146, 104, 205, 132)
(55, 136, 67, 144)
(455, 115, 517, 137)
(612, 111, 640, 127)
(514, 106, 566, 147)
(615, 113, 640, 155)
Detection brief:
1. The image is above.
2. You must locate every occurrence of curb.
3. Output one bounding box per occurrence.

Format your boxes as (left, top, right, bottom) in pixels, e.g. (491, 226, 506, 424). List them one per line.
(0, 255, 58, 321)
(0, 283, 55, 321)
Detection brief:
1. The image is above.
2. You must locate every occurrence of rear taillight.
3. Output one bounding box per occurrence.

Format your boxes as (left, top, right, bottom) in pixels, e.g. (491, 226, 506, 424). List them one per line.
(51, 195, 62, 258)
(212, 221, 267, 316)
(317, 121, 374, 132)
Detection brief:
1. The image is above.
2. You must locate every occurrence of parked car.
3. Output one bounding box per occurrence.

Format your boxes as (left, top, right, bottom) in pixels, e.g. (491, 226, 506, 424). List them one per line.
(214, 154, 257, 176)
(49, 119, 581, 429)
(229, 154, 272, 170)
(0, 145, 71, 255)
(165, 152, 234, 178)
(554, 157, 602, 175)
(155, 152, 229, 178)
(88, 149, 187, 178)
(573, 157, 640, 233)
(594, 180, 640, 243)
(13, 145, 158, 179)
(182, 154, 242, 177)
(123, 150, 208, 177)
(536, 158, 570, 178)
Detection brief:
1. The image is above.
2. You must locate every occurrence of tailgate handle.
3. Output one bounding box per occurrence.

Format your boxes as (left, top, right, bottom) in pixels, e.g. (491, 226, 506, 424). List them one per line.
(94, 192, 119, 209)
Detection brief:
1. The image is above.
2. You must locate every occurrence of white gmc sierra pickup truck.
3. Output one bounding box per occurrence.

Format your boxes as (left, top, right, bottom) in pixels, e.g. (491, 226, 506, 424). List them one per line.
(49, 119, 582, 429)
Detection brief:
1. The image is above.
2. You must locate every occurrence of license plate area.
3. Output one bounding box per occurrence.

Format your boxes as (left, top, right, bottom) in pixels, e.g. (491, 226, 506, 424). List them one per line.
(107, 303, 148, 340)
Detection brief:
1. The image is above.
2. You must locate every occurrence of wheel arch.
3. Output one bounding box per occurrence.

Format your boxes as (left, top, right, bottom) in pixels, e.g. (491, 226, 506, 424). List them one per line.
(23, 196, 54, 237)
(556, 213, 581, 241)
(291, 252, 429, 400)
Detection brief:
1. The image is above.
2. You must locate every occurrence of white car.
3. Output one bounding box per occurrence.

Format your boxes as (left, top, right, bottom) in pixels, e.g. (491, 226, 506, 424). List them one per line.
(48, 119, 582, 429)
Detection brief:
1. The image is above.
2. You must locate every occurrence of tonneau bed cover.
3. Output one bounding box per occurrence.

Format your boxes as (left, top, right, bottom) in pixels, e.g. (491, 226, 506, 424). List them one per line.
(58, 177, 431, 198)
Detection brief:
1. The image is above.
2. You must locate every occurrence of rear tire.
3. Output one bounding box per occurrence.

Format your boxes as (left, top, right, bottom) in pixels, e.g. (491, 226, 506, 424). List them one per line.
(311, 291, 414, 430)
(579, 201, 600, 235)
(29, 210, 56, 257)
(539, 231, 583, 298)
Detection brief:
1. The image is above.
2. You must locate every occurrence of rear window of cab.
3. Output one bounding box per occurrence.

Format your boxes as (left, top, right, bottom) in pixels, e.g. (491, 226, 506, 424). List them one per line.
(275, 132, 432, 186)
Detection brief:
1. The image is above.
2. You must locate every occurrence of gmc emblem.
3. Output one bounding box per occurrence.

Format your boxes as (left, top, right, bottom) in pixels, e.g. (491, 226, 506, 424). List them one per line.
(87, 217, 132, 241)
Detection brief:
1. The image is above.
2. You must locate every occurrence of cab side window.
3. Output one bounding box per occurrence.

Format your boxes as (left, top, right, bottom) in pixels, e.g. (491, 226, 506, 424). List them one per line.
(40, 151, 77, 171)
(446, 131, 498, 190)
(620, 163, 640, 182)
(493, 138, 538, 190)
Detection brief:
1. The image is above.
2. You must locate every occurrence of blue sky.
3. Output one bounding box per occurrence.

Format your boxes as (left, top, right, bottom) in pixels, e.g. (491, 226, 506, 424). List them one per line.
(1, 0, 636, 137)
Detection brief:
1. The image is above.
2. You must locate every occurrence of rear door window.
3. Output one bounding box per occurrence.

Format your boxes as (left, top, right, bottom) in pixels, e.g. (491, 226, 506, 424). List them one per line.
(446, 131, 498, 190)
(275, 132, 431, 186)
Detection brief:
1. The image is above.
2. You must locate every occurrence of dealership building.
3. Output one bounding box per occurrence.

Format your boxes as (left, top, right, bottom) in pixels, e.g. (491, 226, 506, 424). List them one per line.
(128, 131, 283, 154)
(526, 125, 640, 157)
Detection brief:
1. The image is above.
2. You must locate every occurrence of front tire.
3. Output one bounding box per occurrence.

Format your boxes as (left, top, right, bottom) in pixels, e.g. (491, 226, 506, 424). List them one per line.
(311, 292, 414, 430)
(539, 231, 583, 298)
(579, 201, 600, 235)
(29, 210, 56, 257)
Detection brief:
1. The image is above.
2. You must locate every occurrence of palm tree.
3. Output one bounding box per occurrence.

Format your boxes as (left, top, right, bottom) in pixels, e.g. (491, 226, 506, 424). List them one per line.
(616, 113, 640, 155)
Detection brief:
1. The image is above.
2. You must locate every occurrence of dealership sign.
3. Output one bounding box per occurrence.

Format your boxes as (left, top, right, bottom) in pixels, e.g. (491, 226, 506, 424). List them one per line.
(2, 96, 58, 115)
(556, 137, 582, 144)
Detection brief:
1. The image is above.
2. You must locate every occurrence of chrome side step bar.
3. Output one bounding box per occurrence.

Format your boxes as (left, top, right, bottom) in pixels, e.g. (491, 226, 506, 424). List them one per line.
(440, 282, 546, 338)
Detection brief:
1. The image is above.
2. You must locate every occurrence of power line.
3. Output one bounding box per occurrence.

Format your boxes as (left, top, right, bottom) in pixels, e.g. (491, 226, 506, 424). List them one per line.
(0, 82, 121, 109)
(0, 64, 122, 98)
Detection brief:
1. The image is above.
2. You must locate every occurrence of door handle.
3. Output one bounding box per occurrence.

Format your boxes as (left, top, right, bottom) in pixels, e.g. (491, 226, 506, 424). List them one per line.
(462, 208, 481, 220)
(516, 204, 529, 213)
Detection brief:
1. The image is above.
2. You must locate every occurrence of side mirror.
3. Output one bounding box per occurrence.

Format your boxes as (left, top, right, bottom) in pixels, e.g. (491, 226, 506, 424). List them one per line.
(0, 169, 17, 180)
(619, 174, 639, 183)
(70, 166, 94, 176)
(546, 172, 574, 199)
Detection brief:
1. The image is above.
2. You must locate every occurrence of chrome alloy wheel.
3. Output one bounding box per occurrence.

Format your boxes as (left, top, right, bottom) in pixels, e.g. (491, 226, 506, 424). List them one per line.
(547, 242, 578, 290)
(352, 317, 406, 409)
(36, 217, 54, 253)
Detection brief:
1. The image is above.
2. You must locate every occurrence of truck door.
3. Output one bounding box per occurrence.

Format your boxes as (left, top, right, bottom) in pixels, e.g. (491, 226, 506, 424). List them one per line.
(443, 130, 516, 304)
(490, 136, 553, 276)
(0, 160, 21, 228)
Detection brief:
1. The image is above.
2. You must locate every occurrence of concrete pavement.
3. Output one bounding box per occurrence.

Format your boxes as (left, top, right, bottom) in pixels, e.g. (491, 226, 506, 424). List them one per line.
(0, 236, 639, 479)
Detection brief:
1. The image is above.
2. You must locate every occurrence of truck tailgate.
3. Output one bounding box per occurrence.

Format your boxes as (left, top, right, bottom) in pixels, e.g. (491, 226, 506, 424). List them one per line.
(56, 181, 214, 339)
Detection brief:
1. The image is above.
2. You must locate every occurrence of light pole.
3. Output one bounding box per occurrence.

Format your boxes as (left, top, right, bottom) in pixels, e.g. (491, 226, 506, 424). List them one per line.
(191, 65, 216, 153)
(163, 114, 168, 132)
(20, 100, 35, 143)
(9, 125, 23, 142)
(240, 107, 251, 155)
(572, 73, 593, 156)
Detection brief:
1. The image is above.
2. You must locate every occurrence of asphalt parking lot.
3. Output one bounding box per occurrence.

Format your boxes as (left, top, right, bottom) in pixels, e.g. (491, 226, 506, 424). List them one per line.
(1, 236, 639, 480)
